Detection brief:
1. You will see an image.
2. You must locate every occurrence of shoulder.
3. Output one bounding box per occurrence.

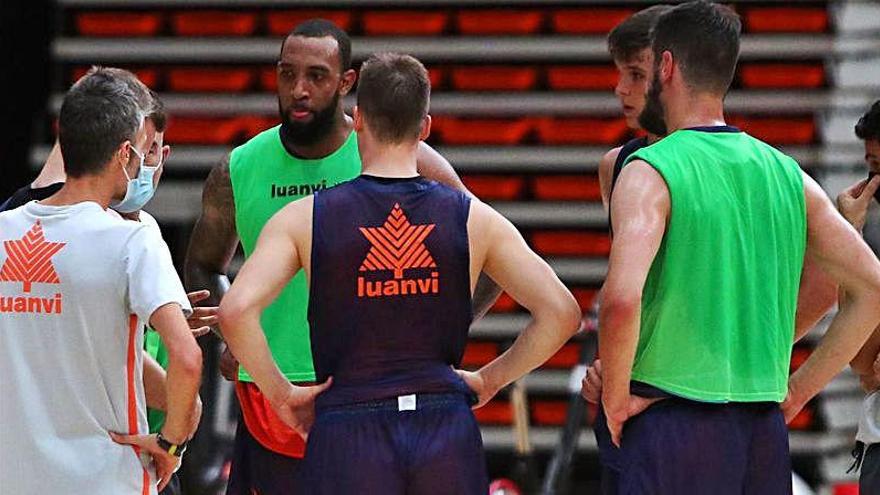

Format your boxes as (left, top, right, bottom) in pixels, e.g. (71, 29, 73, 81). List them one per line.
(600, 147, 622, 171)
(230, 125, 280, 164)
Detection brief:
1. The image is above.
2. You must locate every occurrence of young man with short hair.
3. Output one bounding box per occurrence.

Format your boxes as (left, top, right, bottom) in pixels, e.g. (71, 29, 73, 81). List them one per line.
(219, 53, 581, 494)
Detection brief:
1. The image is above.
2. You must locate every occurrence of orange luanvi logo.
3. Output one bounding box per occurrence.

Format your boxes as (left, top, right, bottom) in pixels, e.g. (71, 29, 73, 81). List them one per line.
(0, 221, 65, 314)
(357, 203, 439, 298)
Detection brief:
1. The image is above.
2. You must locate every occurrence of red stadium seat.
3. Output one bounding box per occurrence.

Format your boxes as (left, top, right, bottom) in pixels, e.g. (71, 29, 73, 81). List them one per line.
(433, 117, 532, 145)
(266, 11, 353, 36)
(744, 7, 828, 33)
(171, 11, 258, 36)
(535, 118, 628, 145)
(241, 117, 281, 139)
(473, 400, 513, 425)
(547, 66, 618, 91)
(71, 67, 160, 90)
(572, 288, 598, 310)
(164, 117, 246, 144)
(531, 401, 569, 425)
(362, 11, 448, 36)
(461, 342, 499, 368)
(461, 175, 526, 200)
(739, 64, 825, 89)
(491, 293, 519, 313)
(260, 66, 278, 91)
(427, 67, 446, 90)
(168, 67, 254, 92)
(544, 343, 582, 368)
(456, 10, 543, 35)
(833, 484, 860, 495)
(550, 9, 635, 34)
(532, 175, 603, 201)
(729, 117, 815, 145)
(451, 67, 537, 91)
(531, 231, 611, 257)
(788, 403, 815, 430)
(76, 12, 163, 37)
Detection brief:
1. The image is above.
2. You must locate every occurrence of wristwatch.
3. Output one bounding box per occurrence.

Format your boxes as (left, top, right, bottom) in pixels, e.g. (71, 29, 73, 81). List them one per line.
(156, 432, 188, 457)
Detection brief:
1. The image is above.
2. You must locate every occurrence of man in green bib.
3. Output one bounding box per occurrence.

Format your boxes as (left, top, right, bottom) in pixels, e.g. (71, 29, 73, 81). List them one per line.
(598, 2, 880, 493)
(184, 20, 498, 495)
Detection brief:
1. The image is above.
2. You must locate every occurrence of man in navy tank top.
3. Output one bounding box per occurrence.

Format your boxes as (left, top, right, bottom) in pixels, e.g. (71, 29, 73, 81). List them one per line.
(218, 52, 582, 494)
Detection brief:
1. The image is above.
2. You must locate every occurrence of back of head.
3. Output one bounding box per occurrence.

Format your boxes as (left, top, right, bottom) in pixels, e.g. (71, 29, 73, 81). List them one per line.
(357, 53, 430, 144)
(59, 68, 144, 178)
(96, 67, 167, 131)
(652, 0, 741, 95)
(855, 100, 880, 141)
(607, 4, 673, 62)
(287, 19, 352, 71)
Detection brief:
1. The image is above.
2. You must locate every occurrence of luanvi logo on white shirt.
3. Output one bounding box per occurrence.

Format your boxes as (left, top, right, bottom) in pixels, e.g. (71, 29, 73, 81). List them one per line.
(0, 220, 65, 314)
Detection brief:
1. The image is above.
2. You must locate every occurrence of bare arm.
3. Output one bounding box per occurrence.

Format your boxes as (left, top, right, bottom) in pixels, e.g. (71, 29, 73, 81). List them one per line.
(598, 147, 621, 213)
(783, 173, 880, 421)
(459, 201, 582, 406)
(416, 141, 502, 320)
(218, 198, 330, 435)
(143, 351, 167, 411)
(598, 161, 669, 429)
(184, 154, 238, 311)
(149, 303, 203, 443)
(793, 258, 838, 341)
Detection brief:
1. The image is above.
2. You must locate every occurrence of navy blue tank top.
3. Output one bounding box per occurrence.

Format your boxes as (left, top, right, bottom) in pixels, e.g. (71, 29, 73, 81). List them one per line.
(309, 175, 474, 407)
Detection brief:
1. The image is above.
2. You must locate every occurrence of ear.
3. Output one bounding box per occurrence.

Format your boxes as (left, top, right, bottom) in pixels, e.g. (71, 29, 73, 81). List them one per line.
(117, 140, 132, 164)
(353, 106, 364, 133)
(419, 115, 432, 141)
(339, 68, 357, 96)
(660, 50, 674, 83)
(161, 145, 171, 164)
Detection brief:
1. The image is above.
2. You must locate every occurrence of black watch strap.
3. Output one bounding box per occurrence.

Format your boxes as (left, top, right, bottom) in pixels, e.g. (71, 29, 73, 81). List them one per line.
(156, 433, 188, 457)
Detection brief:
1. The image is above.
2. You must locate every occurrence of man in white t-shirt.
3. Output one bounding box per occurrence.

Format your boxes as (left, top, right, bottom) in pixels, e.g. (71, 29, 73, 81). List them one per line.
(0, 68, 202, 494)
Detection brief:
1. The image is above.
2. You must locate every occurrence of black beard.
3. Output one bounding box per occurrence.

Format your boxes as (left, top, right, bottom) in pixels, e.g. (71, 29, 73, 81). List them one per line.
(638, 71, 669, 137)
(278, 92, 340, 147)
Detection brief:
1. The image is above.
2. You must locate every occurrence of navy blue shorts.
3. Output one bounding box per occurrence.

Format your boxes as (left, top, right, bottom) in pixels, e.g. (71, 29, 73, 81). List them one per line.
(300, 392, 488, 495)
(226, 417, 301, 495)
(595, 397, 791, 495)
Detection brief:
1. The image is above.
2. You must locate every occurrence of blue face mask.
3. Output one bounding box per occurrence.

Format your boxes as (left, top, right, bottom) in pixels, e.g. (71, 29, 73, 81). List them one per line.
(111, 146, 158, 213)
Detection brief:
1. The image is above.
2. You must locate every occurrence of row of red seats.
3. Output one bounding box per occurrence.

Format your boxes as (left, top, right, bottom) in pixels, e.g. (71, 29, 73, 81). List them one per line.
(74, 7, 829, 37)
(72, 63, 826, 92)
(159, 115, 815, 146)
(462, 175, 605, 202)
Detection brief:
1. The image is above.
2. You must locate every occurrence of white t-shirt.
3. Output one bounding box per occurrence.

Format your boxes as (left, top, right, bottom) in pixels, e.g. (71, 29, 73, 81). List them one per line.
(858, 390, 880, 446)
(0, 201, 191, 495)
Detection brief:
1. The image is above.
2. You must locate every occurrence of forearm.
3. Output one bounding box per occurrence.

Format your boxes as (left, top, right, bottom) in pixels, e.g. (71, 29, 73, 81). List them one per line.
(478, 310, 578, 396)
(471, 273, 502, 321)
(221, 310, 290, 402)
(790, 293, 880, 403)
(143, 352, 167, 411)
(162, 348, 202, 443)
(598, 299, 641, 417)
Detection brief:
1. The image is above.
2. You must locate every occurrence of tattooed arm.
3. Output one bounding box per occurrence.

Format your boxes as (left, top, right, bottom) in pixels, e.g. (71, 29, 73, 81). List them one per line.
(185, 154, 238, 314)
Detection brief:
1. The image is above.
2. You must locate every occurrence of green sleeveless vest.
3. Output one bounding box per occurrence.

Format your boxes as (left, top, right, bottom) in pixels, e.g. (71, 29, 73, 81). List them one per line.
(230, 126, 361, 382)
(623, 128, 806, 402)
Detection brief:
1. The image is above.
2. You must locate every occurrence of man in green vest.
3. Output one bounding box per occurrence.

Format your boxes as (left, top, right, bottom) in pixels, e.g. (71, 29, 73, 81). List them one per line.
(598, 2, 880, 493)
(184, 20, 499, 495)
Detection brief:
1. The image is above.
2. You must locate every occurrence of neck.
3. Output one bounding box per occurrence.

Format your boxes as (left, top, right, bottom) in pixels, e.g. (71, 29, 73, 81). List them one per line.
(360, 141, 420, 178)
(39, 174, 116, 209)
(280, 111, 353, 160)
(646, 133, 662, 144)
(32, 142, 67, 188)
(664, 92, 726, 132)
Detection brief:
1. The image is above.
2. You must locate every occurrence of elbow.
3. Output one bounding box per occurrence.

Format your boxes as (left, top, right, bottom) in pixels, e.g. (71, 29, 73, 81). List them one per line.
(549, 292, 584, 338)
(217, 299, 244, 338)
(171, 340, 203, 379)
(600, 293, 641, 330)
